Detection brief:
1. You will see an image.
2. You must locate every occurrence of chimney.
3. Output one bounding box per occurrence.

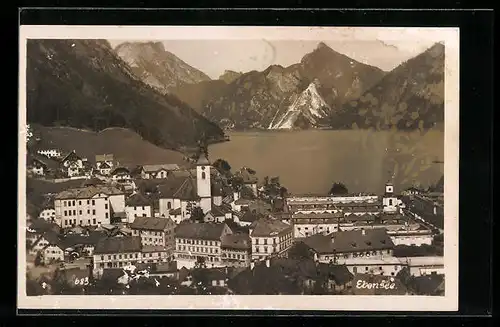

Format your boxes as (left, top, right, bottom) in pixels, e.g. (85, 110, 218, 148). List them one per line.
(265, 258, 270, 268)
(250, 261, 255, 270)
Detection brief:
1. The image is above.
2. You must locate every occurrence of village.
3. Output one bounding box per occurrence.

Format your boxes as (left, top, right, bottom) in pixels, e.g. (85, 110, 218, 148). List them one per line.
(25, 136, 446, 296)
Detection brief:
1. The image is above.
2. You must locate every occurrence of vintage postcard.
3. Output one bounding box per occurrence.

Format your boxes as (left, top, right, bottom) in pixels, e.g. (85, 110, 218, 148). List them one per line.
(18, 25, 459, 311)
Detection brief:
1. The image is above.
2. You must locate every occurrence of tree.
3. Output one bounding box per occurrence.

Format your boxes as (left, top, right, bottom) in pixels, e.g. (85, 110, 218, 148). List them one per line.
(329, 182, 349, 195)
(213, 159, 232, 176)
(288, 242, 314, 260)
(190, 206, 205, 222)
(34, 251, 43, 266)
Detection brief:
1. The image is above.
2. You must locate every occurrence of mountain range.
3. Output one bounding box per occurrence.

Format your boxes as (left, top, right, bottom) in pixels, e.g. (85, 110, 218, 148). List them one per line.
(26, 39, 445, 155)
(26, 39, 224, 152)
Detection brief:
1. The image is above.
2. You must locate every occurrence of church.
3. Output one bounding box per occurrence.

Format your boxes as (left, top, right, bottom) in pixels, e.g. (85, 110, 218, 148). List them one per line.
(156, 152, 234, 224)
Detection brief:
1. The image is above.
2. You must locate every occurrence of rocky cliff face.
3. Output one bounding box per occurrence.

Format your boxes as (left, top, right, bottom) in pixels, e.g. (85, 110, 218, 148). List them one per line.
(269, 82, 331, 129)
(219, 70, 243, 84)
(199, 43, 386, 130)
(26, 39, 224, 150)
(114, 41, 211, 94)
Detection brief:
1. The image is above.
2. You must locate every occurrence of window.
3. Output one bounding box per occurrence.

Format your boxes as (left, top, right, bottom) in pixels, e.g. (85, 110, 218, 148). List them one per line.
(93, 209, 96, 215)
(101, 255, 104, 260)
(87, 209, 90, 214)
(167, 202, 172, 209)
(63, 201, 67, 206)
(79, 201, 81, 205)
(92, 200, 95, 205)
(72, 200, 75, 206)
(87, 200, 90, 205)
(73, 210, 76, 215)
(113, 255, 117, 259)
(79, 210, 82, 215)
(105, 213, 108, 219)
(143, 214, 146, 217)
(64, 210, 67, 216)
(87, 220, 90, 225)
(119, 255, 122, 259)
(93, 219, 96, 224)
(105, 204, 108, 210)
(365, 267, 369, 271)
(389, 199, 393, 206)
(201, 172, 206, 179)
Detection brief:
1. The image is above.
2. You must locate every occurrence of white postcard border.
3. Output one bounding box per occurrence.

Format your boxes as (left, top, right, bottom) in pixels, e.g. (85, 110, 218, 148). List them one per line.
(17, 25, 459, 311)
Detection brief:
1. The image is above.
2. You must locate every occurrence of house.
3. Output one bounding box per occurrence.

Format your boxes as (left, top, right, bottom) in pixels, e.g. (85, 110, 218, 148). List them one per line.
(135, 261, 179, 279)
(111, 167, 132, 183)
(60, 150, 84, 177)
(191, 267, 233, 288)
(130, 217, 176, 254)
(234, 167, 259, 196)
(404, 256, 445, 276)
(140, 164, 181, 179)
(204, 203, 233, 223)
(37, 149, 62, 158)
(27, 153, 60, 177)
(39, 237, 65, 265)
(227, 258, 300, 295)
(125, 192, 153, 223)
(95, 154, 115, 175)
(234, 210, 264, 227)
(38, 198, 56, 222)
(340, 256, 406, 276)
(61, 231, 106, 258)
(300, 228, 395, 264)
(92, 236, 171, 277)
(351, 273, 409, 295)
(292, 211, 344, 238)
(157, 176, 200, 222)
(28, 230, 63, 260)
(174, 222, 233, 269)
(54, 185, 126, 228)
(249, 218, 294, 261)
(388, 226, 435, 246)
(221, 233, 251, 267)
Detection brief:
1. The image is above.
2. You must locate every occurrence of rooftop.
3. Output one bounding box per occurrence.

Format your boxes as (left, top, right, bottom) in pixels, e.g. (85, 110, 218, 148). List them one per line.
(95, 154, 114, 162)
(301, 228, 395, 254)
(55, 185, 124, 200)
(125, 192, 152, 207)
(130, 217, 175, 231)
(94, 236, 142, 254)
(175, 222, 228, 241)
(250, 218, 291, 237)
(142, 164, 180, 173)
(221, 233, 251, 250)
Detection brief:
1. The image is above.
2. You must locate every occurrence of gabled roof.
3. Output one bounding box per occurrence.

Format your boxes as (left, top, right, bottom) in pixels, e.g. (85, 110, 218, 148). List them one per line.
(125, 192, 151, 207)
(301, 228, 395, 254)
(240, 211, 263, 223)
(210, 203, 232, 217)
(157, 177, 198, 201)
(111, 167, 130, 175)
(61, 150, 81, 163)
(249, 218, 291, 237)
(55, 185, 124, 200)
(130, 217, 175, 231)
(409, 274, 445, 295)
(142, 164, 180, 173)
(175, 222, 228, 241)
(196, 153, 210, 166)
(99, 162, 112, 169)
(94, 236, 142, 254)
(221, 233, 251, 250)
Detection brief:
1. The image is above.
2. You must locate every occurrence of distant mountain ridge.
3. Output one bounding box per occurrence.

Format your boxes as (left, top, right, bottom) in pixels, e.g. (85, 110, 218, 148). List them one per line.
(114, 41, 212, 94)
(190, 43, 386, 129)
(26, 39, 224, 151)
(219, 70, 243, 84)
(331, 42, 445, 130)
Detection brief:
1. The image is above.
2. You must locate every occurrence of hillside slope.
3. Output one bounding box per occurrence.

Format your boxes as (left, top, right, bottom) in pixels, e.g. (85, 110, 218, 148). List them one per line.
(333, 43, 445, 130)
(31, 125, 187, 166)
(26, 39, 224, 151)
(114, 41, 211, 94)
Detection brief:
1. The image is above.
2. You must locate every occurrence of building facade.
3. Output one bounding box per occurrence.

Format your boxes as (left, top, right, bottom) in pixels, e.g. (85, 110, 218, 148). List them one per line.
(249, 218, 294, 261)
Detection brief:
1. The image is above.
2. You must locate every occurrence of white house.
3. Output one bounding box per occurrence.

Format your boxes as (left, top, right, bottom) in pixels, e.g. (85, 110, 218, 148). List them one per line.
(61, 151, 84, 177)
(249, 218, 294, 261)
(95, 154, 115, 175)
(37, 149, 62, 158)
(54, 185, 126, 228)
(125, 192, 152, 223)
(140, 164, 180, 179)
(111, 167, 132, 183)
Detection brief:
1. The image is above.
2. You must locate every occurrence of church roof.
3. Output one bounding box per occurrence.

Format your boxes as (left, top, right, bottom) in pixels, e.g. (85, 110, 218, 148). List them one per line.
(196, 153, 210, 166)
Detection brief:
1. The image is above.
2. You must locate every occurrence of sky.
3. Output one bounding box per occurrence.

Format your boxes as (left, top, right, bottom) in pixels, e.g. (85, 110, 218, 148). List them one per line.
(107, 39, 440, 79)
(105, 27, 447, 79)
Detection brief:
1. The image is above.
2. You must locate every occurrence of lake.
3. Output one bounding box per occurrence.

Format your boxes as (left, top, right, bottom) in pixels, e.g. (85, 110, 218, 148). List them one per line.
(209, 129, 444, 195)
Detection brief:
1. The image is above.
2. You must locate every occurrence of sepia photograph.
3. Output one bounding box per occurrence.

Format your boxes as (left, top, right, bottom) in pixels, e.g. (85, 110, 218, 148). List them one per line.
(18, 25, 459, 311)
